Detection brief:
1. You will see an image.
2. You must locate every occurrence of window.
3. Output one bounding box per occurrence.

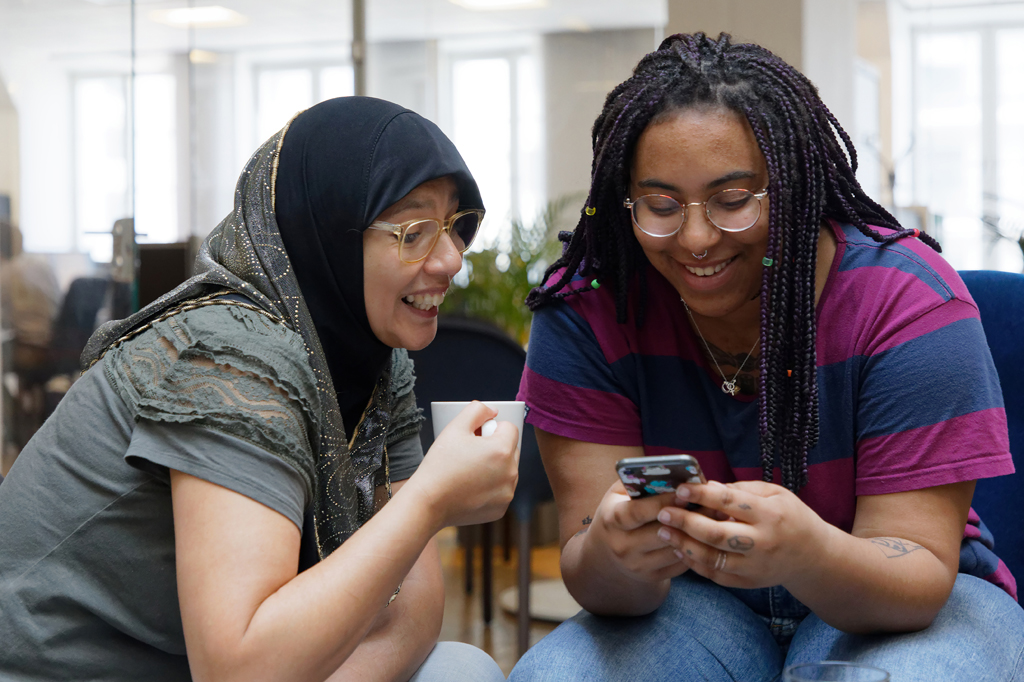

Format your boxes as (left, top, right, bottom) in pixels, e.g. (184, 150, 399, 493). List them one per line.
(74, 73, 177, 263)
(255, 64, 354, 144)
(913, 31, 983, 266)
(442, 42, 544, 257)
(893, 2, 1024, 272)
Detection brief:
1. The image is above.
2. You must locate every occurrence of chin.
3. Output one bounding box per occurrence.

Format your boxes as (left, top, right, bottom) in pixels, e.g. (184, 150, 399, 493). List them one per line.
(396, 326, 438, 351)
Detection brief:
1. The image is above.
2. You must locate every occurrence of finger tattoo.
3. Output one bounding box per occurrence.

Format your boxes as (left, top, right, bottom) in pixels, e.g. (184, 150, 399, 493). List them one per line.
(738, 503, 752, 510)
(727, 535, 755, 551)
(574, 515, 593, 538)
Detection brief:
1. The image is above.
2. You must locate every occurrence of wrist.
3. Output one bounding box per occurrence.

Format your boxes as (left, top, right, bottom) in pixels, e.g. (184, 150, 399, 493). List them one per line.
(786, 516, 844, 589)
(392, 476, 447, 535)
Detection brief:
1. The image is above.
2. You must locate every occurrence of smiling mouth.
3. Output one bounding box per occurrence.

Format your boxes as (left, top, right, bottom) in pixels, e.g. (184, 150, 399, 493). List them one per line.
(403, 293, 445, 310)
(685, 256, 736, 277)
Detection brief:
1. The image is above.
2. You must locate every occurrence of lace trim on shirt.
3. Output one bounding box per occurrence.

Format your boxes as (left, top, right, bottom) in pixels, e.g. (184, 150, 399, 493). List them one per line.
(105, 304, 320, 498)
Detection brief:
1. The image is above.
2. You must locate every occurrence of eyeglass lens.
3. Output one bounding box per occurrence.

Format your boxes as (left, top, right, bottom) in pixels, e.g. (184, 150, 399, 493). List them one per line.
(399, 211, 482, 263)
(632, 189, 762, 235)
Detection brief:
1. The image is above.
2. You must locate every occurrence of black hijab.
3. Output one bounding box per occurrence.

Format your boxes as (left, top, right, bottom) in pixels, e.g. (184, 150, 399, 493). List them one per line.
(274, 97, 483, 435)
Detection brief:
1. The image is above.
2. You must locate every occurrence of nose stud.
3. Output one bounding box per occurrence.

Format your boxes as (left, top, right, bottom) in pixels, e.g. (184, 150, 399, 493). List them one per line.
(692, 250, 708, 260)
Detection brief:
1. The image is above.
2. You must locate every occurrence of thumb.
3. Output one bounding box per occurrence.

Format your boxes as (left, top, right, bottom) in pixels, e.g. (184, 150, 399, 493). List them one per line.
(452, 401, 498, 432)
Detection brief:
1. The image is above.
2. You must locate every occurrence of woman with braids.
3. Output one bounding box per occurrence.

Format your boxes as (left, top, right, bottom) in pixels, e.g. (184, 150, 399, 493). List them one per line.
(0, 98, 515, 681)
(511, 33, 1022, 681)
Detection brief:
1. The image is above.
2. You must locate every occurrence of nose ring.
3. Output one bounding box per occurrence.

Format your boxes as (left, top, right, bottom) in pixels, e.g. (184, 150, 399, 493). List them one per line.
(692, 250, 708, 260)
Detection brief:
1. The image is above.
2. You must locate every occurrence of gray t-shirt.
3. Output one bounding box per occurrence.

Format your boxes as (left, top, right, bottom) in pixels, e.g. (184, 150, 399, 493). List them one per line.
(0, 304, 423, 680)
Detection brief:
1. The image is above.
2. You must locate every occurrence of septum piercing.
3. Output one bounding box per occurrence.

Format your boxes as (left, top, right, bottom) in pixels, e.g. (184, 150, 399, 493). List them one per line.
(692, 250, 708, 260)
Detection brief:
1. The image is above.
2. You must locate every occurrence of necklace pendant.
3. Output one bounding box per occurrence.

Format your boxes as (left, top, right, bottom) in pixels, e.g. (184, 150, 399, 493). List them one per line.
(721, 380, 738, 396)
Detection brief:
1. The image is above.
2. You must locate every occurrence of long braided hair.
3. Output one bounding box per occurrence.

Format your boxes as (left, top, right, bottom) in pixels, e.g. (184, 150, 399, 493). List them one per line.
(526, 32, 941, 493)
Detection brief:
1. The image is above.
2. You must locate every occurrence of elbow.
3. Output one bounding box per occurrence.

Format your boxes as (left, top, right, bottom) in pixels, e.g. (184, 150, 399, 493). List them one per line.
(832, 578, 954, 636)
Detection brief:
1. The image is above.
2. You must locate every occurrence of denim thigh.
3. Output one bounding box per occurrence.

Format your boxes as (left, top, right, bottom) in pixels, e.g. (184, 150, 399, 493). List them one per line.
(786, 574, 1024, 682)
(508, 573, 783, 682)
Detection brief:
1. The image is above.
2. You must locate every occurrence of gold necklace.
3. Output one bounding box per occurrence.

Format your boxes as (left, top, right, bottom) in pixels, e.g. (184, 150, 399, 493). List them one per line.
(680, 299, 759, 397)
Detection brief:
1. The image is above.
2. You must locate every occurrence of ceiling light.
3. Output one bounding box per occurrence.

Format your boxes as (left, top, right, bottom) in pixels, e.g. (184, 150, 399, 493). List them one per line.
(149, 6, 247, 28)
(189, 49, 219, 64)
(448, 0, 547, 10)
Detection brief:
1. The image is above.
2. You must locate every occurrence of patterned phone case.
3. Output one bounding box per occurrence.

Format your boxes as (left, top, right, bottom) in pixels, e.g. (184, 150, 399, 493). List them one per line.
(616, 458, 705, 498)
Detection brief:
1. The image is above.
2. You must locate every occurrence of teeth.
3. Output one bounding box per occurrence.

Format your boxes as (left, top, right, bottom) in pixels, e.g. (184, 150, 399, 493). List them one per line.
(403, 292, 445, 310)
(685, 258, 733, 277)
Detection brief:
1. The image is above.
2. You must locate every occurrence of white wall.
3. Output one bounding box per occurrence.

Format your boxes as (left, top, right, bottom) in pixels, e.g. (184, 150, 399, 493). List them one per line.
(666, 0, 804, 71)
(0, 74, 18, 226)
(368, 40, 438, 121)
(9, 57, 76, 253)
(802, 0, 857, 136)
(665, 0, 858, 136)
(543, 29, 658, 204)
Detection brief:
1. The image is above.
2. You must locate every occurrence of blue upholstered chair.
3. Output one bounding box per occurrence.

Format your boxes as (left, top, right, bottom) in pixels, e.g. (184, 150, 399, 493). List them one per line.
(959, 270, 1024, 591)
(407, 315, 554, 648)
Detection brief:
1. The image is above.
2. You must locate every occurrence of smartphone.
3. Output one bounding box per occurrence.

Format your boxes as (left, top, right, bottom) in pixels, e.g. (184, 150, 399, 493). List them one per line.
(615, 454, 706, 499)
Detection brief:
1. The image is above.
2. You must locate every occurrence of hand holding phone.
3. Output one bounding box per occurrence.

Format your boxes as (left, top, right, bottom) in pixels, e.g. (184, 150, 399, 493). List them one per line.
(615, 454, 706, 499)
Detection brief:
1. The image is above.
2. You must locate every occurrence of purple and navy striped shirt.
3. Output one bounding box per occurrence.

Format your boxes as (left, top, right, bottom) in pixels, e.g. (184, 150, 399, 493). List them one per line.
(519, 220, 1017, 599)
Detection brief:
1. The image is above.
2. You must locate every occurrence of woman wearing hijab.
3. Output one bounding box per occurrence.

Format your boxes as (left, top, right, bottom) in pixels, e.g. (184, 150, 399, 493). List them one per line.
(0, 97, 516, 682)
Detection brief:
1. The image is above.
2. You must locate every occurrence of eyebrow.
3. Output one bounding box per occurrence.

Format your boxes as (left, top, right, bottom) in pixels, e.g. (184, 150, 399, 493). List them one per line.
(637, 170, 758, 194)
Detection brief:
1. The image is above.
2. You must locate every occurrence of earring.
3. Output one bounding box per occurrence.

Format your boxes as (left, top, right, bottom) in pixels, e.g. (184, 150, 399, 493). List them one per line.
(692, 250, 708, 260)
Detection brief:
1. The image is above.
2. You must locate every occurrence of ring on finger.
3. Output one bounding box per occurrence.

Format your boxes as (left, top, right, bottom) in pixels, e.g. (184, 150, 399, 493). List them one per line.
(714, 550, 728, 572)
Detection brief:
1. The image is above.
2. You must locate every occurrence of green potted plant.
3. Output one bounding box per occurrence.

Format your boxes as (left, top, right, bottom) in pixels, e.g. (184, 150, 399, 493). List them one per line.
(443, 195, 581, 346)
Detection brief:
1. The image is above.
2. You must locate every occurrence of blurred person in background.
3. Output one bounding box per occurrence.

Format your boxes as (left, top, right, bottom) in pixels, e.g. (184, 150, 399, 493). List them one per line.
(0, 97, 516, 682)
(512, 32, 1022, 682)
(0, 220, 61, 451)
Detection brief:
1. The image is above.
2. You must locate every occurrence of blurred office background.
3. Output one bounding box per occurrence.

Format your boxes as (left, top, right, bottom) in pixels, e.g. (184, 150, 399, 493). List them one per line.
(1, 0, 1023, 670)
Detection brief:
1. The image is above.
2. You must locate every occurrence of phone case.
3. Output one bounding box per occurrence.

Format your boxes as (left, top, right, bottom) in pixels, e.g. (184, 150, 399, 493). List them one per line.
(616, 456, 706, 499)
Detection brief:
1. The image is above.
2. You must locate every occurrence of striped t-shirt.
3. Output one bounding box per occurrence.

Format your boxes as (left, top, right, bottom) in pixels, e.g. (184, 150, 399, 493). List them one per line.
(519, 220, 1017, 599)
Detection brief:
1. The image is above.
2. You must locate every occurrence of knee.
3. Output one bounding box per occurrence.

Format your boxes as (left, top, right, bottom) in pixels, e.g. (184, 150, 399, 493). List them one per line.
(411, 641, 505, 682)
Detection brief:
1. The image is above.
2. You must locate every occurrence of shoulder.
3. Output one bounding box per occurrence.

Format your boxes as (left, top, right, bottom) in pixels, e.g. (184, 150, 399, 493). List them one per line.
(821, 222, 980, 357)
(530, 269, 622, 363)
(829, 221, 975, 310)
(104, 301, 321, 490)
(107, 300, 320, 425)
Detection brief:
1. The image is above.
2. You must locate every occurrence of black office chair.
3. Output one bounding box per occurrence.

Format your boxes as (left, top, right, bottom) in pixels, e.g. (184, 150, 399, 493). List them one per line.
(408, 315, 554, 651)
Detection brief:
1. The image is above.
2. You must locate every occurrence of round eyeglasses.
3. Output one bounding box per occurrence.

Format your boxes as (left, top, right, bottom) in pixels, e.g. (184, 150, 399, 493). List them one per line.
(366, 209, 485, 264)
(623, 188, 768, 238)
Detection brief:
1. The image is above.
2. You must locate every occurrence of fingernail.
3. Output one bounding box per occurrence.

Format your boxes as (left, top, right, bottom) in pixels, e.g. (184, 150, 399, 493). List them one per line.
(674, 550, 684, 560)
(657, 528, 671, 542)
(658, 510, 671, 524)
(676, 486, 690, 500)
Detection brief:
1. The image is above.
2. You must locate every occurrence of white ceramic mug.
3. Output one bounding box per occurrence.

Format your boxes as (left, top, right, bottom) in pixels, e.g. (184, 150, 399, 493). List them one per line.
(430, 401, 526, 453)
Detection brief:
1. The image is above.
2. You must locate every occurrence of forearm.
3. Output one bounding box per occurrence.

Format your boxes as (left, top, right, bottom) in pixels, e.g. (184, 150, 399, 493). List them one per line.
(561, 529, 671, 616)
(216, 485, 442, 682)
(326, 540, 445, 682)
(787, 525, 957, 634)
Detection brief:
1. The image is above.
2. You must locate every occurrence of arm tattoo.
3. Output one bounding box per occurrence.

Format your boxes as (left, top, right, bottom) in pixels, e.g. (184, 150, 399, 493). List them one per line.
(870, 537, 924, 558)
(574, 515, 593, 537)
(727, 536, 755, 551)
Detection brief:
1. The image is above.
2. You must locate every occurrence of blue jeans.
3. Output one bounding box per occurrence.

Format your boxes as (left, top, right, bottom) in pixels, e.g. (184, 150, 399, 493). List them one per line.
(508, 573, 1024, 681)
(408, 641, 506, 682)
